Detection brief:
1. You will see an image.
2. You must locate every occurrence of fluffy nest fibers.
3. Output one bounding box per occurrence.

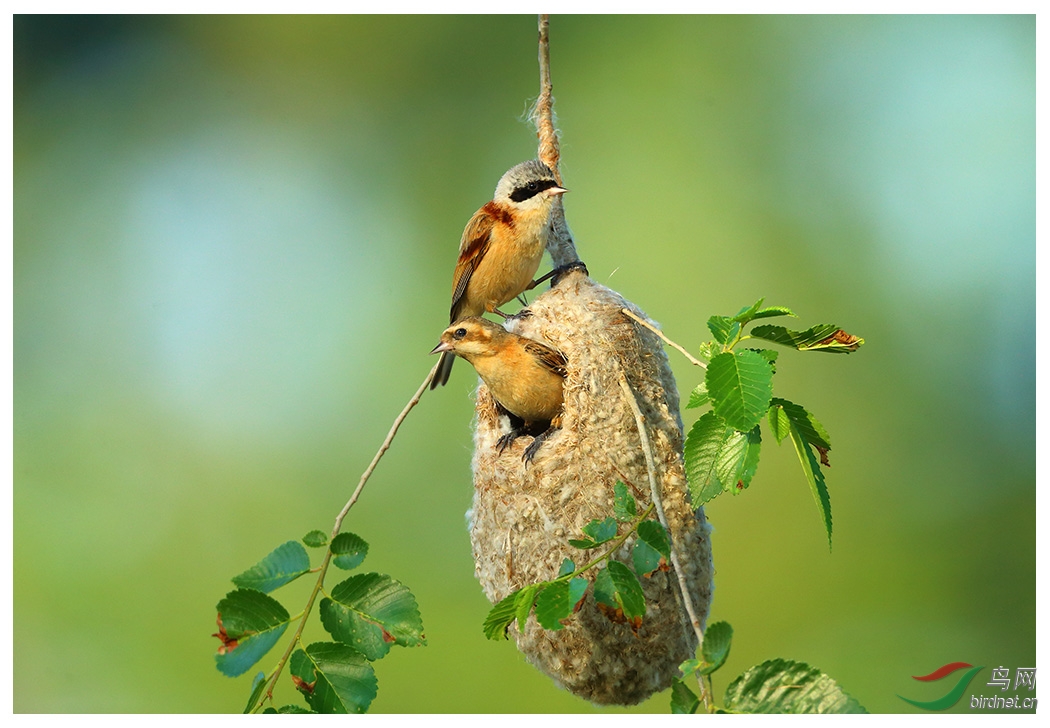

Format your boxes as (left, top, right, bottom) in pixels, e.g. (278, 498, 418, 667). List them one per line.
(468, 268, 714, 706)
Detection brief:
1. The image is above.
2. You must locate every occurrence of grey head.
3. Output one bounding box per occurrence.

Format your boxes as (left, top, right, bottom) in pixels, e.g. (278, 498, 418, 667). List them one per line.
(494, 160, 567, 208)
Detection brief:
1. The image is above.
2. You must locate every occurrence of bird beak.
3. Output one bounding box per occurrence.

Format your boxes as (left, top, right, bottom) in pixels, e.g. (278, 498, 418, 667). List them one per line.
(550, 186, 568, 196)
(430, 340, 454, 355)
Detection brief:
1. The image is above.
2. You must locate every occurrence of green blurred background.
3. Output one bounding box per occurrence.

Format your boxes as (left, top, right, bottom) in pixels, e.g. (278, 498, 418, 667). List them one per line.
(13, 15, 1035, 713)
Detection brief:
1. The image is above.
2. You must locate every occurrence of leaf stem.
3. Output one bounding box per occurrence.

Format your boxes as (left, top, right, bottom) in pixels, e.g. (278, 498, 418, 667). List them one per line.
(250, 361, 441, 713)
(567, 503, 656, 579)
(621, 308, 707, 369)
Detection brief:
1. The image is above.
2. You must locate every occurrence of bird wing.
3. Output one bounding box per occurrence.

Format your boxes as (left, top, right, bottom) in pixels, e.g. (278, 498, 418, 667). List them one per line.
(522, 339, 568, 379)
(450, 210, 494, 322)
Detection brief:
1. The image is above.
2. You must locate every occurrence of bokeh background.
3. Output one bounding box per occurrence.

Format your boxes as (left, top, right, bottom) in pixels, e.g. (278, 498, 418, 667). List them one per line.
(13, 15, 1035, 713)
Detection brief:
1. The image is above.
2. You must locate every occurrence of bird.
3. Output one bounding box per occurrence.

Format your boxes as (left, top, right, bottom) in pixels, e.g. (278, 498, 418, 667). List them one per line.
(431, 160, 568, 390)
(430, 317, 566, 463)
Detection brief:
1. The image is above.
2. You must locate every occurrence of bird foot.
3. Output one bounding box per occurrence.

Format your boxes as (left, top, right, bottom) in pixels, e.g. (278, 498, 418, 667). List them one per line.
(551, 260, 589, 287)
(522, 426, 559, 465)
(496, 430, 524, 455)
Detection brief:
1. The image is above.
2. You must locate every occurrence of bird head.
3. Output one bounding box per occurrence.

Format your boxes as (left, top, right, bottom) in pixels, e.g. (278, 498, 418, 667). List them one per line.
(430, 317, 504, 360)
(494, 160, 567, 211)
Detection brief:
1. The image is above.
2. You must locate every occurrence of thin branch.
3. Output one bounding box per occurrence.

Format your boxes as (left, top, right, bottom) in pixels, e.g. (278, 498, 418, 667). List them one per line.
(534, 14, 560, 183)
(254, 361, 440, 711)
(622, 308, 707, 369)
(617, 371, 712, 711)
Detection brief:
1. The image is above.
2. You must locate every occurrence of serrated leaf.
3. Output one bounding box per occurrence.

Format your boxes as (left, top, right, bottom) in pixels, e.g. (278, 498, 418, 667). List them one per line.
(750, 323, 863, 353)
(583, 517, 618, 544)
(707, 315, 738, 345)
(214, 589, 292, 677)
(706, 351, 774, 432)
(699, 621, 733, 675)
(613, 481, 637, 522)
(302, 530, 328, 548)
(557, 558, 575, 578)
(535, 580, 573, 630)
(698, 341, 722, 361)
(724, 658, 867, 713)
(568, 538, 599, 549)
(684, 412, 761, 504)
(244, 671, 267, 713)
(632, 539, 663, 576)
(290, 642, 378, 714)
(593, 566, 615, 607)
(319, 573, 425, 660)
(330, 532, 369, 571)
(747, 348, 779, 374)
(231, 541, 310, 594)
(605, 560, 646, 619)
(789, 426, 833, 549)
(483, 591, 519, 641)
(771, 398, 831, 452)
(767, 403, 792, 444)
(686, 381, 710, 409)
(637, 520, 671, 558)
(671, 677, 700, 714)
(515, 584, 542, 633)
(732, 298, 765, 324)
(751, 306, 796, 321)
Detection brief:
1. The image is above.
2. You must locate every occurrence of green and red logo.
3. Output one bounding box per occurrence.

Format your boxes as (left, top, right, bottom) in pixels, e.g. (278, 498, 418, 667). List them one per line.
(898, 662, 984, 711)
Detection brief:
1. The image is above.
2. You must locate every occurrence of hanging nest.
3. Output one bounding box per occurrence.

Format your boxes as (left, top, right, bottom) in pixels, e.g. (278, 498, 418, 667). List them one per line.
(468, 268, 714, 706)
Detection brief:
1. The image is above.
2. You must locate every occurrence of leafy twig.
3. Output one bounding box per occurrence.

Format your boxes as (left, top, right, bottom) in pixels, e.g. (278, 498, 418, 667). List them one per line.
(617, 370, 712, 711)
(252, 361, 440, 711)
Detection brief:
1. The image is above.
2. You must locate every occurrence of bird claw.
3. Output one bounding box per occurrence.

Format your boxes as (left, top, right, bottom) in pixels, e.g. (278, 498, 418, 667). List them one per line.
(496, 431, 522, 454)
(521, 426, 558, 466)
(551, 260, 588, 287)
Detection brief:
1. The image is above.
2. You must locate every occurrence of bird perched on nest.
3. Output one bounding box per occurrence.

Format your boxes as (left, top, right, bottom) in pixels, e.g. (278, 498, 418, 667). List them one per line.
(431, 160, 568, 390)
(431, 317, 566, 462)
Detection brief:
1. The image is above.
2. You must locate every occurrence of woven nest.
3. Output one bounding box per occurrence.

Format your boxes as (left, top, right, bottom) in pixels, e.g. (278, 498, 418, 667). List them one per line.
(468, 268, 714, 706)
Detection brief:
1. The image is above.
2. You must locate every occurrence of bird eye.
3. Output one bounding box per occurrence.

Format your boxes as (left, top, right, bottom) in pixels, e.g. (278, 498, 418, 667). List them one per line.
(527, 181, 538, 191)
(453, 328, 467, 339)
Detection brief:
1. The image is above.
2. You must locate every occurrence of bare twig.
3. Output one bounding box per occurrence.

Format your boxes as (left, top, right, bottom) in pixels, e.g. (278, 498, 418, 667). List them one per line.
(622, 308, 707, 369)
(254, 361, 440, 711)
(617, 371, 712, 711)
(531, 14, 579, 269)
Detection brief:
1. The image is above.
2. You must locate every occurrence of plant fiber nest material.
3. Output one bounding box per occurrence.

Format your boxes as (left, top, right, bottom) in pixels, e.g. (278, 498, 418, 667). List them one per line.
(468, 268, 714, 705)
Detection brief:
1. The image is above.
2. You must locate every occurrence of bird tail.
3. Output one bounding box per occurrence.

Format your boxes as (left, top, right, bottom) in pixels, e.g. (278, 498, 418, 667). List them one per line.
(431, 350, 455, 389)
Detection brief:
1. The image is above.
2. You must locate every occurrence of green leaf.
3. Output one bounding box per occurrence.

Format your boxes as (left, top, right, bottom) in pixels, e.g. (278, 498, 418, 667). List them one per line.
(750, 305, 796, 321)
(605, 560, 646, 619)
(684, 412, 761, 504)
(302, 530, 328, 548)
(697, 341, 722, 361)
(613, 481, 637, 522)
(750, 324, 864, 353)
(789, 426, 833, 549)
(706, 351, 774, 432)
(686, 381, 710, 409)
(290, 642, 378, 714)
(267, 705, 314, 714)
(747, 348, 779, 374)
(483, 591, 519, 641)
(636, 520, 671, 558)
(570, 517, 618, 549)
(671, 677, 700, 714)
(732, 298, 765, 324)
(699, 621, 733, 675)
(724, 658, 867, 713)
(231, 541, 310, 594)
(557, 558, 575, 578)
(707, 315, 739, 345)
(535, 578, 586, 630)
(243, 671, 267, 713)
(770, 398, 831, 453)
(319, 573, 425, 661)
(767, 403, 792, 444)
(632, 539, 663, 577)
(680, 658, 702, 676)
(214, 589, 292, 677)
(330, 532, 369, 571)
(515, 584, 542, 633)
